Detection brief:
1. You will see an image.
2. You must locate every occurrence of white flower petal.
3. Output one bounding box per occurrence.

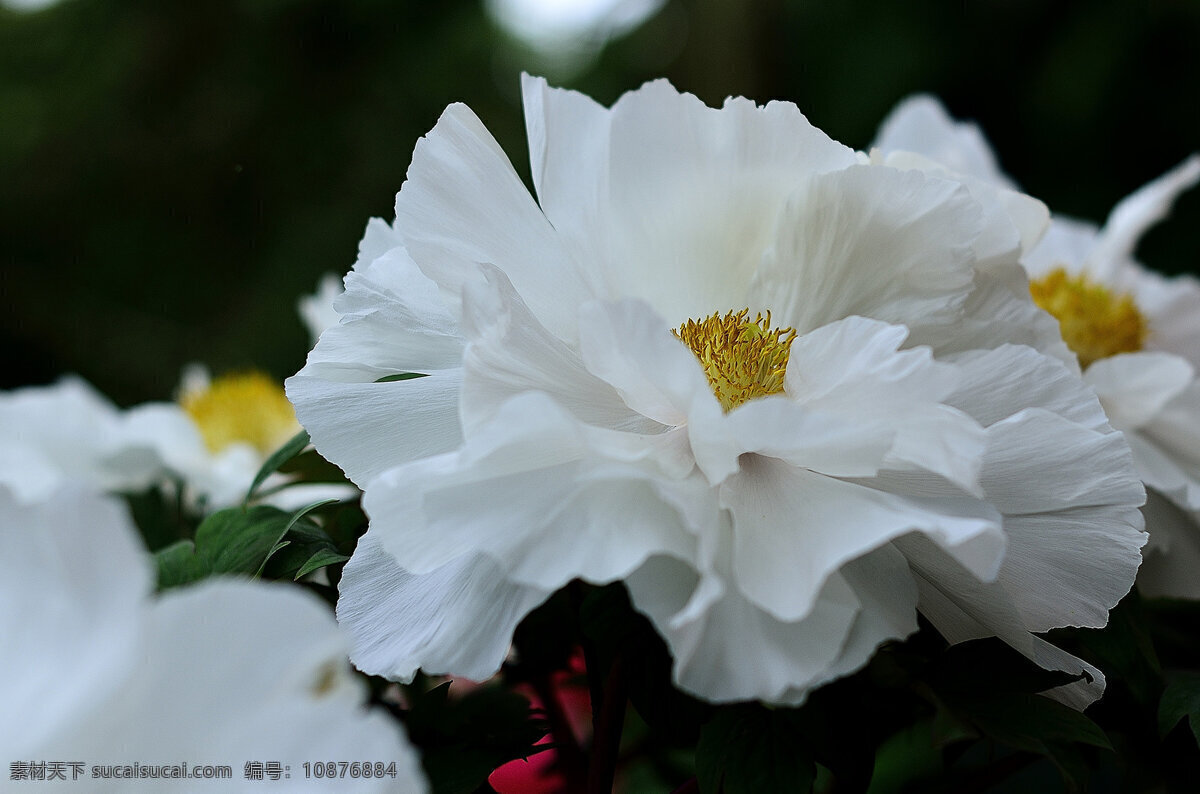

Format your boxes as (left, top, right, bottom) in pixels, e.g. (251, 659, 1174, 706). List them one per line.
(944, 344, 1107, 430)
(1137, 381, 1200, 509)
(901, 536, 1106, 709)
(286, 371, 463, 488)
(749, 165, 983, 336)
(338, 534, 550, 683)
(872, 95, 1016, 189)
(912, 265, 1077, 369)
(979, 409, 1145, 515)
(578, 298, 715, 427)
(395, 103, 591, 342)
(722, 456, 1000, 622)
(807, 544, 921, 688)
(1085, 352, 1194, 431)
(1126, 432, 1200, 512)
(4, 488, 427, 791)
(460, 266, 655, 433)
(366, 392, 702, 590)
(1130, 267, 1200, 368)
(303, 244, 464, 381)
(0, 378, 167, 502)
(1021, 214, 1100, 278)
(626, 551, 862, 705)
(561, 79, 858, 322)
(1, 488, 147, 756)
(1087, 155, 1200, 282)
(1138, 492, 1200, 598)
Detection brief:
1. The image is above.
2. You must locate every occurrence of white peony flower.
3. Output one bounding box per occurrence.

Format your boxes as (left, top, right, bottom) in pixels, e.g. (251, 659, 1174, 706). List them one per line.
(876, 96, 1200, 598)
(290, 77, 1145, 707)
(1, 485, 427, 792)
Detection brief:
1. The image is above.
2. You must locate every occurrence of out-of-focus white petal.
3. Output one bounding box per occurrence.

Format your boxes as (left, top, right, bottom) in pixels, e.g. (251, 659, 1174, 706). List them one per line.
(3, 487, 428, 792)
(1085, 352, 1194, 431)
(872, 95, 1016, 189)
(1087, 155, 1200, 282)
(1, 488, 147, 756)
(1138, 493, 1200, 598)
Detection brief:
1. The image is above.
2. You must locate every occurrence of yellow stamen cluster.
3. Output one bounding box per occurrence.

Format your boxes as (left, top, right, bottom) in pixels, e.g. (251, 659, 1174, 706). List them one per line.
(675, 309, 797, 412)
(180, 371, 299, 454)
(1029, 267, 1148, 368)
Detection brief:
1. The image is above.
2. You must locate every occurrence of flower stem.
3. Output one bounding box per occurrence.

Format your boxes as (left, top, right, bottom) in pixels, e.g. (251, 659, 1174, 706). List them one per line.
(587, 650, 628, 794)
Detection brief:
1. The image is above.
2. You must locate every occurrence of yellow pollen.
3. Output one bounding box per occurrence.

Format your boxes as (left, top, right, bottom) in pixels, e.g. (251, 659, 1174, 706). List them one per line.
(180, 371, 299, 455)
(674, 309, 797, 412)
(1029, 267, 1148, 368)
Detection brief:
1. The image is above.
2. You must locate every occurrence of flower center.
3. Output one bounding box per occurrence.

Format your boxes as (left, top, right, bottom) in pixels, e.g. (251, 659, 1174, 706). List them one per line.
(1028, 267, 1148, 368)
(674, 309, 797, 412)
(180, 371, 299, 454)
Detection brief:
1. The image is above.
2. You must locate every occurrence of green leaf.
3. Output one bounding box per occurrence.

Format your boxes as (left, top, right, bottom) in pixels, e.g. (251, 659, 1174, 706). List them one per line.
(1158, 671, 1200, 746)
(154, 539, 208, 590)
(696, 706, 816, 794)
(293, 548, 350, 580)
(155, 505, 310, 590)
(244, 429, 310, 503)
(375, 372, 429, 383)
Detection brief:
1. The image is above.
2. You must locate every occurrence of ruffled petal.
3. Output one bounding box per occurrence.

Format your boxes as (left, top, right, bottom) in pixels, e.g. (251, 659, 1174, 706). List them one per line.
(287, 370, 463, 488)
(626, 552, 861, 705)
(749, 165, 982, 337)
(460, 267, 656, 433)
(571, 79, 858, 323)
(364, 392, 704, 590)
(722, 456, 1001, 623)
(578, 298, 715, 427)
(395, 103, 592, 342)
(339, 535, 550, 683)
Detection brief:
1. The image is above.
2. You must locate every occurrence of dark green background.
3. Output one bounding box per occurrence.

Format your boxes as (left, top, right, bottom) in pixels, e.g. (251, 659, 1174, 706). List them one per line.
(2, 0, 1197, 405)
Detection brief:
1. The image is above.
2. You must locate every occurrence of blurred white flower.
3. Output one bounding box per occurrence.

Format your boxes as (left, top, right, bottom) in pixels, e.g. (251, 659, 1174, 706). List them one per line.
(299, 273, 346, 347)
(0, 368, 340, 512)
(0, 485, 427, 792)
(290, 77, 1144, 707)
(875, 96, 1200, 598)
(0, 377, 167, 504)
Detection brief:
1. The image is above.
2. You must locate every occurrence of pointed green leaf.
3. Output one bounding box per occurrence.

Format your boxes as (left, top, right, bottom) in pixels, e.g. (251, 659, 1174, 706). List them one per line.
(294, 549, 351, 580)
(244, 429, 310, 503)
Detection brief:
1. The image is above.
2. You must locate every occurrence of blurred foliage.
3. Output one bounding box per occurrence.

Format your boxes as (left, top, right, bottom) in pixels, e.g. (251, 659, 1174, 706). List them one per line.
(2, 0, 1198, 407)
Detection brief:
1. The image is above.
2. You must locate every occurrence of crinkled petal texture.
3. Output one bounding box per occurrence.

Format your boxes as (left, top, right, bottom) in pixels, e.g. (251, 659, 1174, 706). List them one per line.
(293, 77, 1145, 706)
(1, 486, 427, 793)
